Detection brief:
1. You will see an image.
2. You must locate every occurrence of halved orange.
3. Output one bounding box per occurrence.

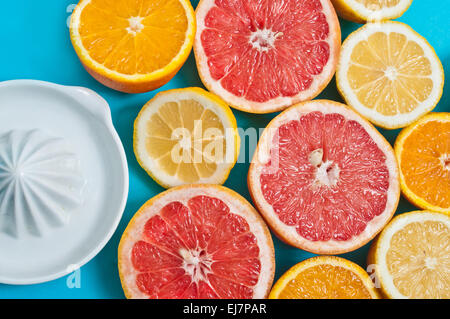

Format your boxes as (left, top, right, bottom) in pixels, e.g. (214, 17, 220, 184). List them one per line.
(269, 256, 380, 299)
(395, 113, 450, 214)
(70, 0, 195, 93)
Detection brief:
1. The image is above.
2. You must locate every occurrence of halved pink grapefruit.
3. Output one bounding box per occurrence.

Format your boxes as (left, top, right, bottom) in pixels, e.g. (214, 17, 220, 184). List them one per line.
(118, 184, 275, 299)
(248, 100, 400, 254)
(194, 0, 341, 114)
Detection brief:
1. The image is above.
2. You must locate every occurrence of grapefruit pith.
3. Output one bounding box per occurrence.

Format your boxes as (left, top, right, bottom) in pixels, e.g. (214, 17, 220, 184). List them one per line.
(118, 184, 275, 299)
(248, 100, 400, 254)
(194, 0, 341, 113)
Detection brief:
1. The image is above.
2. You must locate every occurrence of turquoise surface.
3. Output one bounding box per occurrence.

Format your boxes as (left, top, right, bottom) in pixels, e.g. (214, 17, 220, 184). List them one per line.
(0, 0, 448, 298)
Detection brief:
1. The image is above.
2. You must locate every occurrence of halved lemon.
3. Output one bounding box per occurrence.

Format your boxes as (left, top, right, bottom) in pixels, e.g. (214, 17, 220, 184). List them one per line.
(337, 21, 444, 129)
(134, 88, 240, 188)
(331, 0, 412, 23)
(368, 211, 450, 299)
(269, 256, 380, 299)
(70, 0, 195, 93)
(395, 113, 450, 214)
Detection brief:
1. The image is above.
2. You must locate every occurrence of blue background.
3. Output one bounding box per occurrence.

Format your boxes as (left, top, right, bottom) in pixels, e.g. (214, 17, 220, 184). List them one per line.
(0, 0, 448, 298)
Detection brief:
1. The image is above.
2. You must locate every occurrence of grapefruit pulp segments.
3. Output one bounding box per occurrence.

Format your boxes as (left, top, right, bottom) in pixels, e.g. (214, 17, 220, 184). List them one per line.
(248, 100, 400, 254)
(194, 0, 341, 113)
(118, 185, 275, 299)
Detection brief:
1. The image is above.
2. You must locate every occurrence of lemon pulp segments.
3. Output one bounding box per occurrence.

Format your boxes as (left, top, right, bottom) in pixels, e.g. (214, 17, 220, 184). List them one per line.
(338, 22, 444, 128)
(372, 211, 450, 299)
(134, 88, 239, 188)
(349, 32, 433, 116)
(331, 0, 412, 23)
(145, 100, 226, 183)
(355, 0, 401, 9)
(386, 219, 449, 298)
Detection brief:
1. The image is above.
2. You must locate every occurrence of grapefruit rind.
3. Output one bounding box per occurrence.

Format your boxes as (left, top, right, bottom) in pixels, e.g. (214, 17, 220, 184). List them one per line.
(367, 211, 450, 299)
(118, 184, 275, 299)
(269, 256, 380, 299)
(394, 113, 450, 214)
(337, 21, 444, 129)
(331, 0, 412, 23)
(70, 0, 196, 93)
(133, 88, 241, 189)
(194, 0, 341, 114)
(248, 100, 400, 254)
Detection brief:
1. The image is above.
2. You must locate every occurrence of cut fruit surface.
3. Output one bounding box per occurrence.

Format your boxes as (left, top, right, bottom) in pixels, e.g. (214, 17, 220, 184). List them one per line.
(134, 88, 240, 188)
(70, 0, 195, 93)
(337, 21, 444, 129)
(331, 0, 412, 23)
(194, 0, 341, 113)
(248, 100, 400, 254)
(368, 211, 450, 299)
(394, 113, 450, 214)
(118, 184, 275, 299)
(269, 256, 380, 299)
